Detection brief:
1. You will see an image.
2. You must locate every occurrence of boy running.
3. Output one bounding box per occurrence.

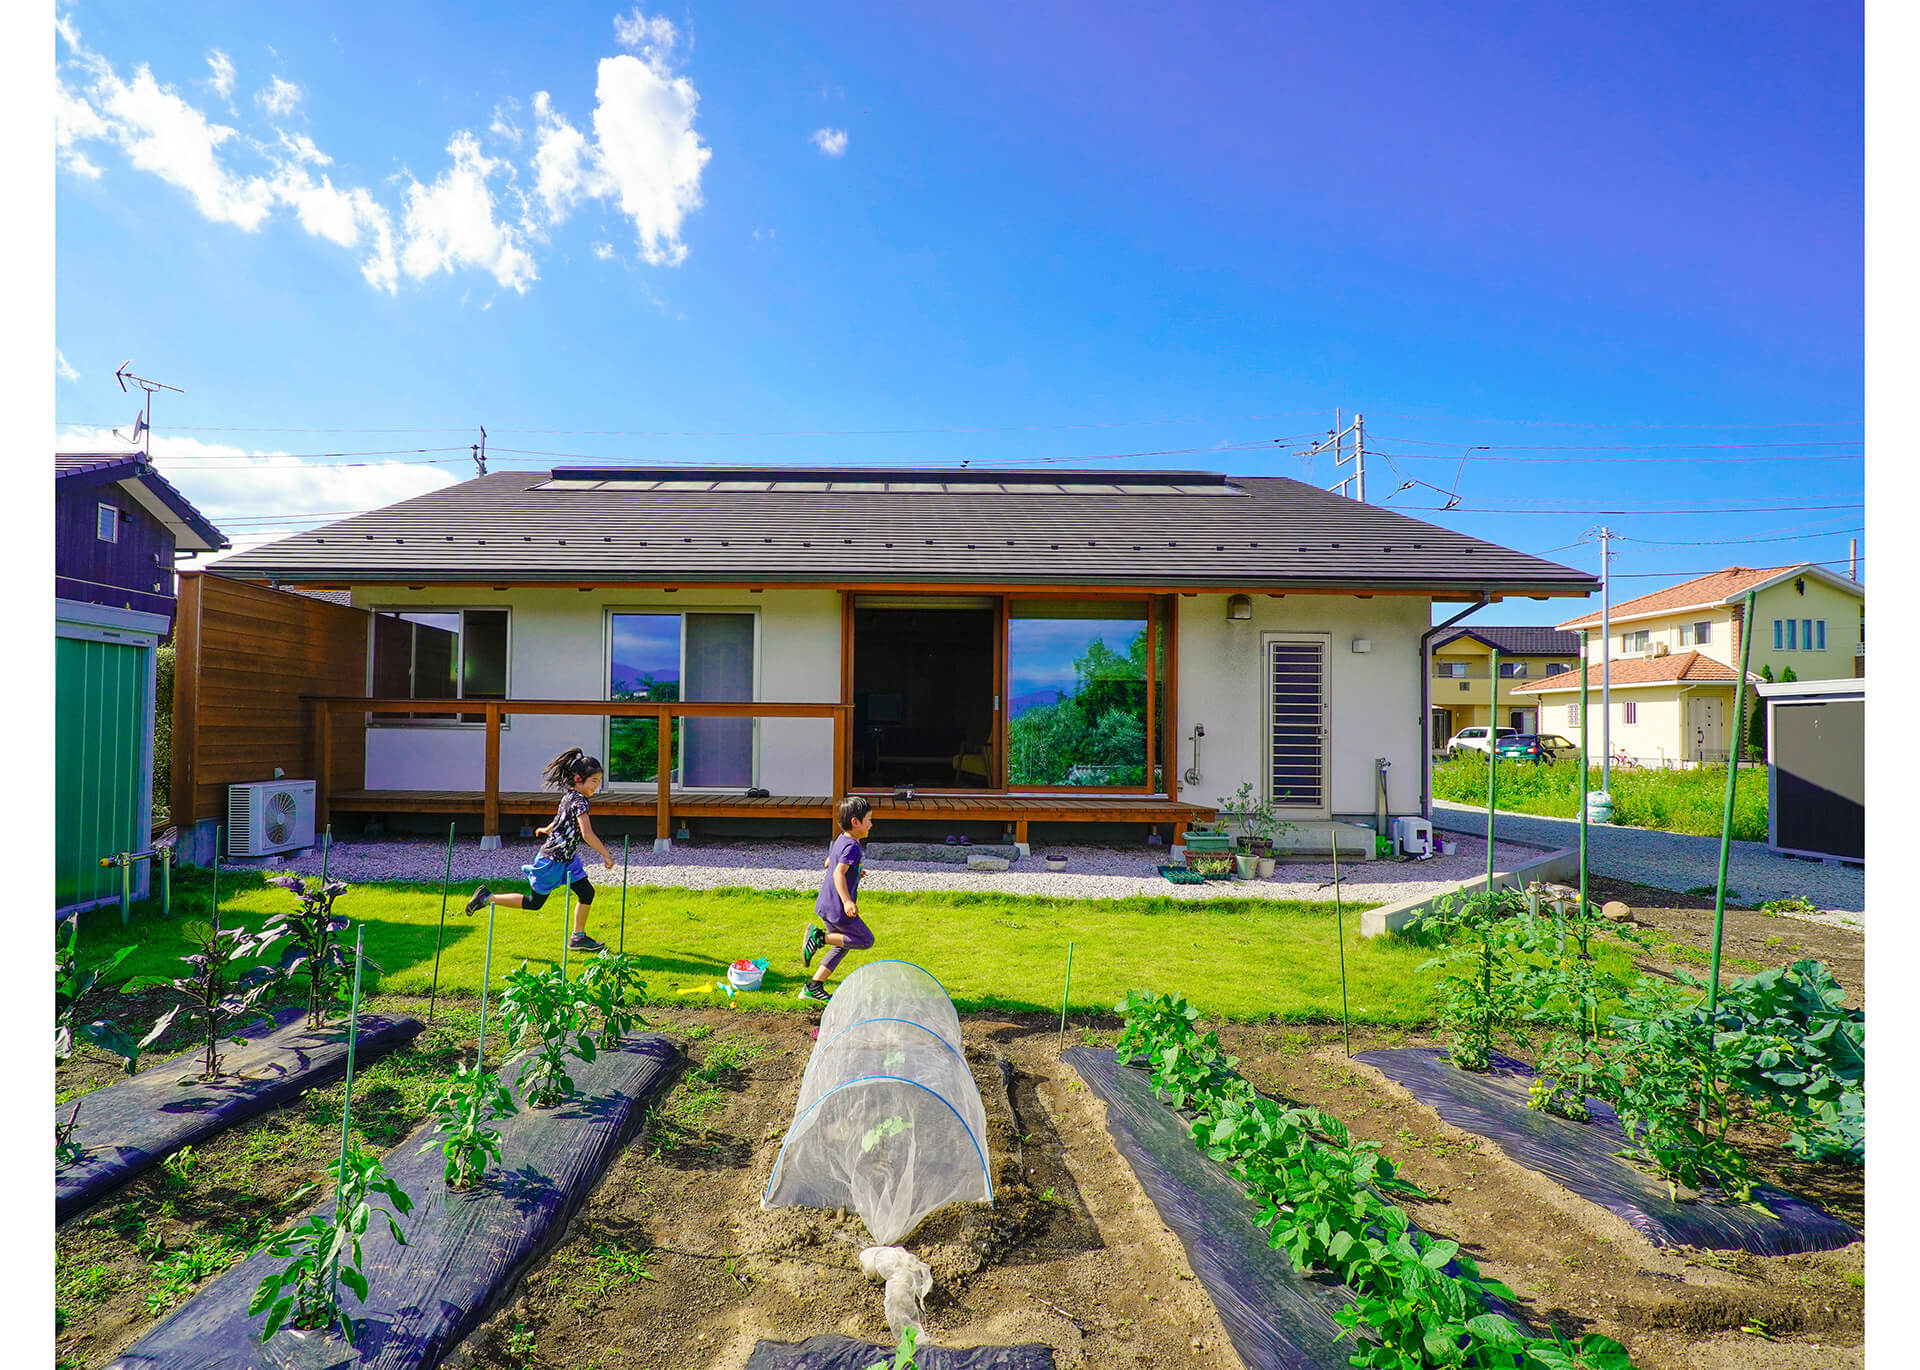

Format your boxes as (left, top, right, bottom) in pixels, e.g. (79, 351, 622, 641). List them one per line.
(799, 795, 876, 1003)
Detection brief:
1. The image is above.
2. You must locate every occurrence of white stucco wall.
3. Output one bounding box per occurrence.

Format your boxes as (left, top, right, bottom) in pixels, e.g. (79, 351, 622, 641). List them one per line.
(351, 587, 841, 793)
(1174, 593, 1430, 819)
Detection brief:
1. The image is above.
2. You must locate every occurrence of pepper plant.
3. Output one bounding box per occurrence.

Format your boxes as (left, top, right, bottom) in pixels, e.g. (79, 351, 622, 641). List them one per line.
(498, 963, 599, 1108)
(576, 951, 653, 1049)
(418, 1062, 518, 1187)
(249, 1146, 413, 1344)
(258, 875, 360, 1029)
(1416, 888, 1530, 1072)
(129, 918, 280, 1081)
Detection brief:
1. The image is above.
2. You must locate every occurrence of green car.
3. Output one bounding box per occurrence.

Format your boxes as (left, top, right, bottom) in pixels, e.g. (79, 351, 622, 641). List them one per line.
(1492, 733, 1580, 764)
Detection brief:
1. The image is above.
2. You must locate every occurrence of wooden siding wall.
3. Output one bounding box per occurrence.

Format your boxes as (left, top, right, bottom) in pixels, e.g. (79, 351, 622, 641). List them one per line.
(172, 573, 369, 826)
(55, 479, 177, 618)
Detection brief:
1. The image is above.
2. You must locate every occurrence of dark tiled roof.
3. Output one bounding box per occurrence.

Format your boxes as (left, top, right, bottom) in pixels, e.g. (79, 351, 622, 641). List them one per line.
(212, 467, 1599, 594)
(286, 587, 355, 606)
(55, 452, 228, 552)
(1432, 625, 1582, 657)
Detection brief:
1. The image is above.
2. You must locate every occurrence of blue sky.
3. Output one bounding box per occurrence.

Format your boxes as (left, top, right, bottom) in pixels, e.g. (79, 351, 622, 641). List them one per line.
(52, 1, 1864, 624)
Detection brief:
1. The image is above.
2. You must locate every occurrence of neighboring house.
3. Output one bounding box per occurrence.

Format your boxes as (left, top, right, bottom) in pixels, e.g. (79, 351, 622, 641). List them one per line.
(183, 466, 1595, 852)
(55, 453, 227, 914)
(1513, 564, 1865, 767)
(1427, 625, 1582, 749)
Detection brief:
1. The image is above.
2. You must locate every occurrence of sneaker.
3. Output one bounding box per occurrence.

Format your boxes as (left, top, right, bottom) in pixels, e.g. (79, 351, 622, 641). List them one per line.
(797, 981, 832, 1005)
(801, 924, 826, 968)
(568, 932, 606, 953)
(463, 886, 491, 915)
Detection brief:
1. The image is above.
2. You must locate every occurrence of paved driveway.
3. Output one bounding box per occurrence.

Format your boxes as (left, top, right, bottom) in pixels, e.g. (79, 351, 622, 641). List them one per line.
(1431, 801, 1864, 923)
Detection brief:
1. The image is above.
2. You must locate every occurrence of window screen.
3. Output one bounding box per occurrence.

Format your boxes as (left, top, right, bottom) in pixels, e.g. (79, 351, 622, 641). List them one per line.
(96, 503, 119, 543)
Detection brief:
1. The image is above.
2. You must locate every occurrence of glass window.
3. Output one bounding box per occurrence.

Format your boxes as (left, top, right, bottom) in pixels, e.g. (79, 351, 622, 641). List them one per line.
(96, 502, 119, 543)
(1436, 661, 1468, 678)
(607, 612, 756, 786)
(1006, 600, 1149, 787)
(1568, 702, 1580, 726)
(1817, 620, 1827, 650)
(1786, 619, 1797, 650)
(1498, 661, 1526, 678)
(1803, 619, 1814, 651)
(369, 609, 508, 722)
(1622, 629, 1650, 652)
(1773, 619, 1783, 650)
(608, 614, 683, 784)
(1623, 700, 1637, 724)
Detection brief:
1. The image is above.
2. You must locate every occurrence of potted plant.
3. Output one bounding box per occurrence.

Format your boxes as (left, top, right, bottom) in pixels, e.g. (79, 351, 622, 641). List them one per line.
(1232, 852, 1259, 880)
(1216, 783, 1261, 852)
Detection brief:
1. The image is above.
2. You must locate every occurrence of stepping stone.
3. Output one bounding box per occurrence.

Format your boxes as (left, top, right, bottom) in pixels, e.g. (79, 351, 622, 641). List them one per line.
(966, 855, 1011, 872)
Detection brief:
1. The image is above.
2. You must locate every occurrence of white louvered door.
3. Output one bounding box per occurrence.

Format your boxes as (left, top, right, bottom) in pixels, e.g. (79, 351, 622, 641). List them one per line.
(1265, 635, 1331, 817)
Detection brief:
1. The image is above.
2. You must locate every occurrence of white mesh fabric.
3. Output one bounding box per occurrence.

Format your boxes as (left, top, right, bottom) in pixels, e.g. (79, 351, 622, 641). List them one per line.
(764, 960, 992, 1244)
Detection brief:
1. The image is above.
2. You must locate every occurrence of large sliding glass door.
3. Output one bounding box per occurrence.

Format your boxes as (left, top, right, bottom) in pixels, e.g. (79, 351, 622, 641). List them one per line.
(607, 611, 755, 787)
(1005, 600, 1153, 787)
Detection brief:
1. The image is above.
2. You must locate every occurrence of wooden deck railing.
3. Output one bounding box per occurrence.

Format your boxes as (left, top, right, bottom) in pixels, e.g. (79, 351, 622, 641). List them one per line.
(304, 697, 853, 841)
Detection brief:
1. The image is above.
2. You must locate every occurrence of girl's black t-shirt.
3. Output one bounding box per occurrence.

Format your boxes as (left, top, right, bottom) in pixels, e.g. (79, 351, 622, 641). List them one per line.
(541, 788, 590, 862)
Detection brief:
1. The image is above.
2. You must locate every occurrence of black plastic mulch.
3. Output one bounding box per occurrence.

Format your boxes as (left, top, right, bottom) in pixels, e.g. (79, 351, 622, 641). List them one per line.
(743, 1334, 1056, 1369)
(1353, 1048, 1861, 1255)
(104, 1031, 680, 1370)
(57, 1006, 424, 1225)
(1063, 1046, 1365, 1370)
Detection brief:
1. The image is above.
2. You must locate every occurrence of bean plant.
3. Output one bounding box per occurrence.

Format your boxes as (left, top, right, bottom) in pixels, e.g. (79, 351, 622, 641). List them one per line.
(249, 1146, 413, 1344)
(498, 964, 599, 1108)
(259, 876, 360, 1029)
(576, 951, 653, 1050)
(1117, 990, 1640, 1370)
(418, 1062, 518, 1187)
(129, 918, 280, 1081)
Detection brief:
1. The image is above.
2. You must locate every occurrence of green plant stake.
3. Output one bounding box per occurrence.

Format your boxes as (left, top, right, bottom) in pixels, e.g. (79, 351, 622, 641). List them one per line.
(561, 883, 573, 981)
(427, 822, 455, 1024)
(619, 834, 631, 954)
(212, 824, 222, 927)
(319, 823, 332, 884)
(1703, 591, 1758, 1117)
(1486, 647, 1499, 887)
(1331, 834, 1351, 1057)
(1057, 940, 1074, 1044)
(477, 894, 499, 1066)
(336, 925, 367, 1206)
(161, 841, 172, 918)
(1578, 630, 1590, 923)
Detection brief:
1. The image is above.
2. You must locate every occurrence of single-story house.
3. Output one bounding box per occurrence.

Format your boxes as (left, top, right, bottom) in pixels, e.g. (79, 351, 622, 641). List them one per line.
(1427, 625, 1582, 748)
(1513, 563, 1865, 767)
(178, 466, 1596, 854)
(56, 453, 227, 913)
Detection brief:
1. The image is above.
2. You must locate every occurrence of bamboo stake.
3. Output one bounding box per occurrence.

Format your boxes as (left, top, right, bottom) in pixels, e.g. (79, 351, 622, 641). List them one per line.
(335, 925, 367, 1207)
(1578, 630, 1590, 923)
(1057, 940, 1075, 1045)
(1486, 648, 1500, 888)
(427, 822, 455, 1024)
(619, 834, 630, 955)
(1332, 833, 1351, 1057)
(561, 883, 572, 981)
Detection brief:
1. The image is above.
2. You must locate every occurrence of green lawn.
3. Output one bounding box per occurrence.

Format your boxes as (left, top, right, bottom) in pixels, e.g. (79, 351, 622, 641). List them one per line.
(1433, 753, 1768, 841)
(73, 867, 1454, 1026)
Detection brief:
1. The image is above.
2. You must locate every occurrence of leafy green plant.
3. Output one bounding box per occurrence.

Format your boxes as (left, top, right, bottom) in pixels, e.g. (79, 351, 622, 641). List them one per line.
(1757, 894, 1819, 916)
(259, 876, 360, 1029)
(1418, 889, 1529, 1072)
(418, 1062, 518, 1187)
(1512, 897, 1643, 1122)
(146, 1234, 244, 1314)
(498, 964, 599, 1108)
(56, 921, 143, 1069)
(130, 917, 281, 1081)
(862, 1324, 920, 1370)
(1710, 959, 1863, 1163)
(576, 951, 652, 1049)
(249, 1146, 413, 1344)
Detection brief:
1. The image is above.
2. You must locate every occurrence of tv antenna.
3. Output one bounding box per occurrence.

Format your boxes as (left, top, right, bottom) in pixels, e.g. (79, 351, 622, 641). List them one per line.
(471, 425, 488, 476)
(112, 362, 184, 458)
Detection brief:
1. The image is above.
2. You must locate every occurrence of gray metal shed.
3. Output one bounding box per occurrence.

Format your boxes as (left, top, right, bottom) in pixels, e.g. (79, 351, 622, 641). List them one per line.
(1755, 678, 1864, 864)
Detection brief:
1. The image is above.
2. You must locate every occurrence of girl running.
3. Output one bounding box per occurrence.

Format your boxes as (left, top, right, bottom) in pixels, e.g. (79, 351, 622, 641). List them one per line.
(466, 747, 616, 952)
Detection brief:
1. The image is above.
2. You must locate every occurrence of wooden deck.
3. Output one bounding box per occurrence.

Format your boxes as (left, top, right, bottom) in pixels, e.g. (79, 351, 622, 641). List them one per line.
(327, 789, 1215, 842)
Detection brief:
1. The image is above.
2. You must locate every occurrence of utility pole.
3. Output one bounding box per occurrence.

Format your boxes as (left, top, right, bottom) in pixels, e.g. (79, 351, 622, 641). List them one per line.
(1339, 412, 1366, 503)
(472, 425, 488, 477)
(1596, 526, 1614, 793)
(1298, 410, 1367, 501)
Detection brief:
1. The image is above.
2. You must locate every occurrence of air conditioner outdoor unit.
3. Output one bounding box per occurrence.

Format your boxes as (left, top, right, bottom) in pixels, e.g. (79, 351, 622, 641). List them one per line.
(228, 779, 317, 857)
(1653, 643, 1671, 657)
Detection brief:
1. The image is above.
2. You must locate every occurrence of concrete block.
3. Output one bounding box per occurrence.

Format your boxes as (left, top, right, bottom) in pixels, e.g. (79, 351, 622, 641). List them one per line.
(1358, 845, 1580, 938)
(478, 834, 503, 851)
(966, 854, 1011, 873)
(653, 838, 673, 853)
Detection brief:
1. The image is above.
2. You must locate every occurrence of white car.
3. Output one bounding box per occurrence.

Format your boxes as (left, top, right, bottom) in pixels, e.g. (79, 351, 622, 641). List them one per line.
(1445, 726, 1518, 758)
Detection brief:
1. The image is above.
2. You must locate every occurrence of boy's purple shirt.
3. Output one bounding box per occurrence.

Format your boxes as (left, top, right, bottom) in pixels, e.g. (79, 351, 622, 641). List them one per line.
(815, 833, 864, 923)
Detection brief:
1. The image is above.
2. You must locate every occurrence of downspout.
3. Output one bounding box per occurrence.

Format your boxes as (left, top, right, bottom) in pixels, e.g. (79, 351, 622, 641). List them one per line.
(1420, 594, 1492, 820)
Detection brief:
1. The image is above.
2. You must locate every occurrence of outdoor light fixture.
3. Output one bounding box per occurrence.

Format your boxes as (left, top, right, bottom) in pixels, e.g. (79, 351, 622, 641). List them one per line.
(1227, 594, 1253, 620)
(1351, 638, 1372, 653)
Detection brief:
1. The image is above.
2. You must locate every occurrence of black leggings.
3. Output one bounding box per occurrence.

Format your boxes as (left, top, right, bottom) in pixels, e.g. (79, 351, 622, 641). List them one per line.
(522, 878, 594, 911)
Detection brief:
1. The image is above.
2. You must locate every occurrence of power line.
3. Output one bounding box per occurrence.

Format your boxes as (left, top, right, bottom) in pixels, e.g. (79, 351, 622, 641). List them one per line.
(1375, 435, 1862, 451)
(1368, 449, 1863, 465)
(1365, 413, 1862, 430)
(1402, 502, 1863, 515)
(1618, 525, 1864, 548)
(1611, 558, 1863, 579)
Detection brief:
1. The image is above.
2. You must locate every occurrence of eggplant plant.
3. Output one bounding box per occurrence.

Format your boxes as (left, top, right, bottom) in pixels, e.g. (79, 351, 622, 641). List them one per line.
(56, 920, 145, 1070)
(130, 919, 280, 1081)
(418, 1063, 518, 1187)
(497, 964, 598, 1108)
(249, 1145, 413, 1344)
(258, 876, 360, 1029)
(576, 951, 652, 1050)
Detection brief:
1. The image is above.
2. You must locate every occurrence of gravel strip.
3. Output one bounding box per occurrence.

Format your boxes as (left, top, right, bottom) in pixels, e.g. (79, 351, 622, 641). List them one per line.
(241, 833, 1554, 908)
(1431, 801, 1864, 926)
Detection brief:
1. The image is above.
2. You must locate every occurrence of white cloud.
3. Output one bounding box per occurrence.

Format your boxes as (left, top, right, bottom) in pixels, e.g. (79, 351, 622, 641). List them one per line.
(592, 241, 615, 260)
(275, 129, 331, 165)
(612, 8, 679, 63)
(56, 349, 80, 382)
(399, 132, 537, 291)
(810, 127, 848, 158)
(206, 50, 235, 100)
(489, 97, 523, 146)
(256, 76, 302, 118)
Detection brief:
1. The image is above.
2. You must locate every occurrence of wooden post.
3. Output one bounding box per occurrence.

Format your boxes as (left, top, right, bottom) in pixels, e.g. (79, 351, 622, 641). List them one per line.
(483, 702, 502, 843)
(832, 706, 847, 802)
(656, 705, 672, 843)
(1162, 594, 1180, 799)
(314, 702, 333, 836)
(171, 573, 201, 828)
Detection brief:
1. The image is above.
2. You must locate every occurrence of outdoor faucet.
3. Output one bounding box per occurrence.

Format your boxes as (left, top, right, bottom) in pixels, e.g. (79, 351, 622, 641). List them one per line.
(1184, 724, 1205, 786)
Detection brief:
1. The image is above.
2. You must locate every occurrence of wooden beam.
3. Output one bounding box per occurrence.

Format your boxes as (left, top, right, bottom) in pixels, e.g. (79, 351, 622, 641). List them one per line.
(483, 702, 501, 841)
(1144, 597, 1156, 797)
(171, 572, 202, 827)
(656, 708, 672, 843)
(1163, 593, 1180, 800)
